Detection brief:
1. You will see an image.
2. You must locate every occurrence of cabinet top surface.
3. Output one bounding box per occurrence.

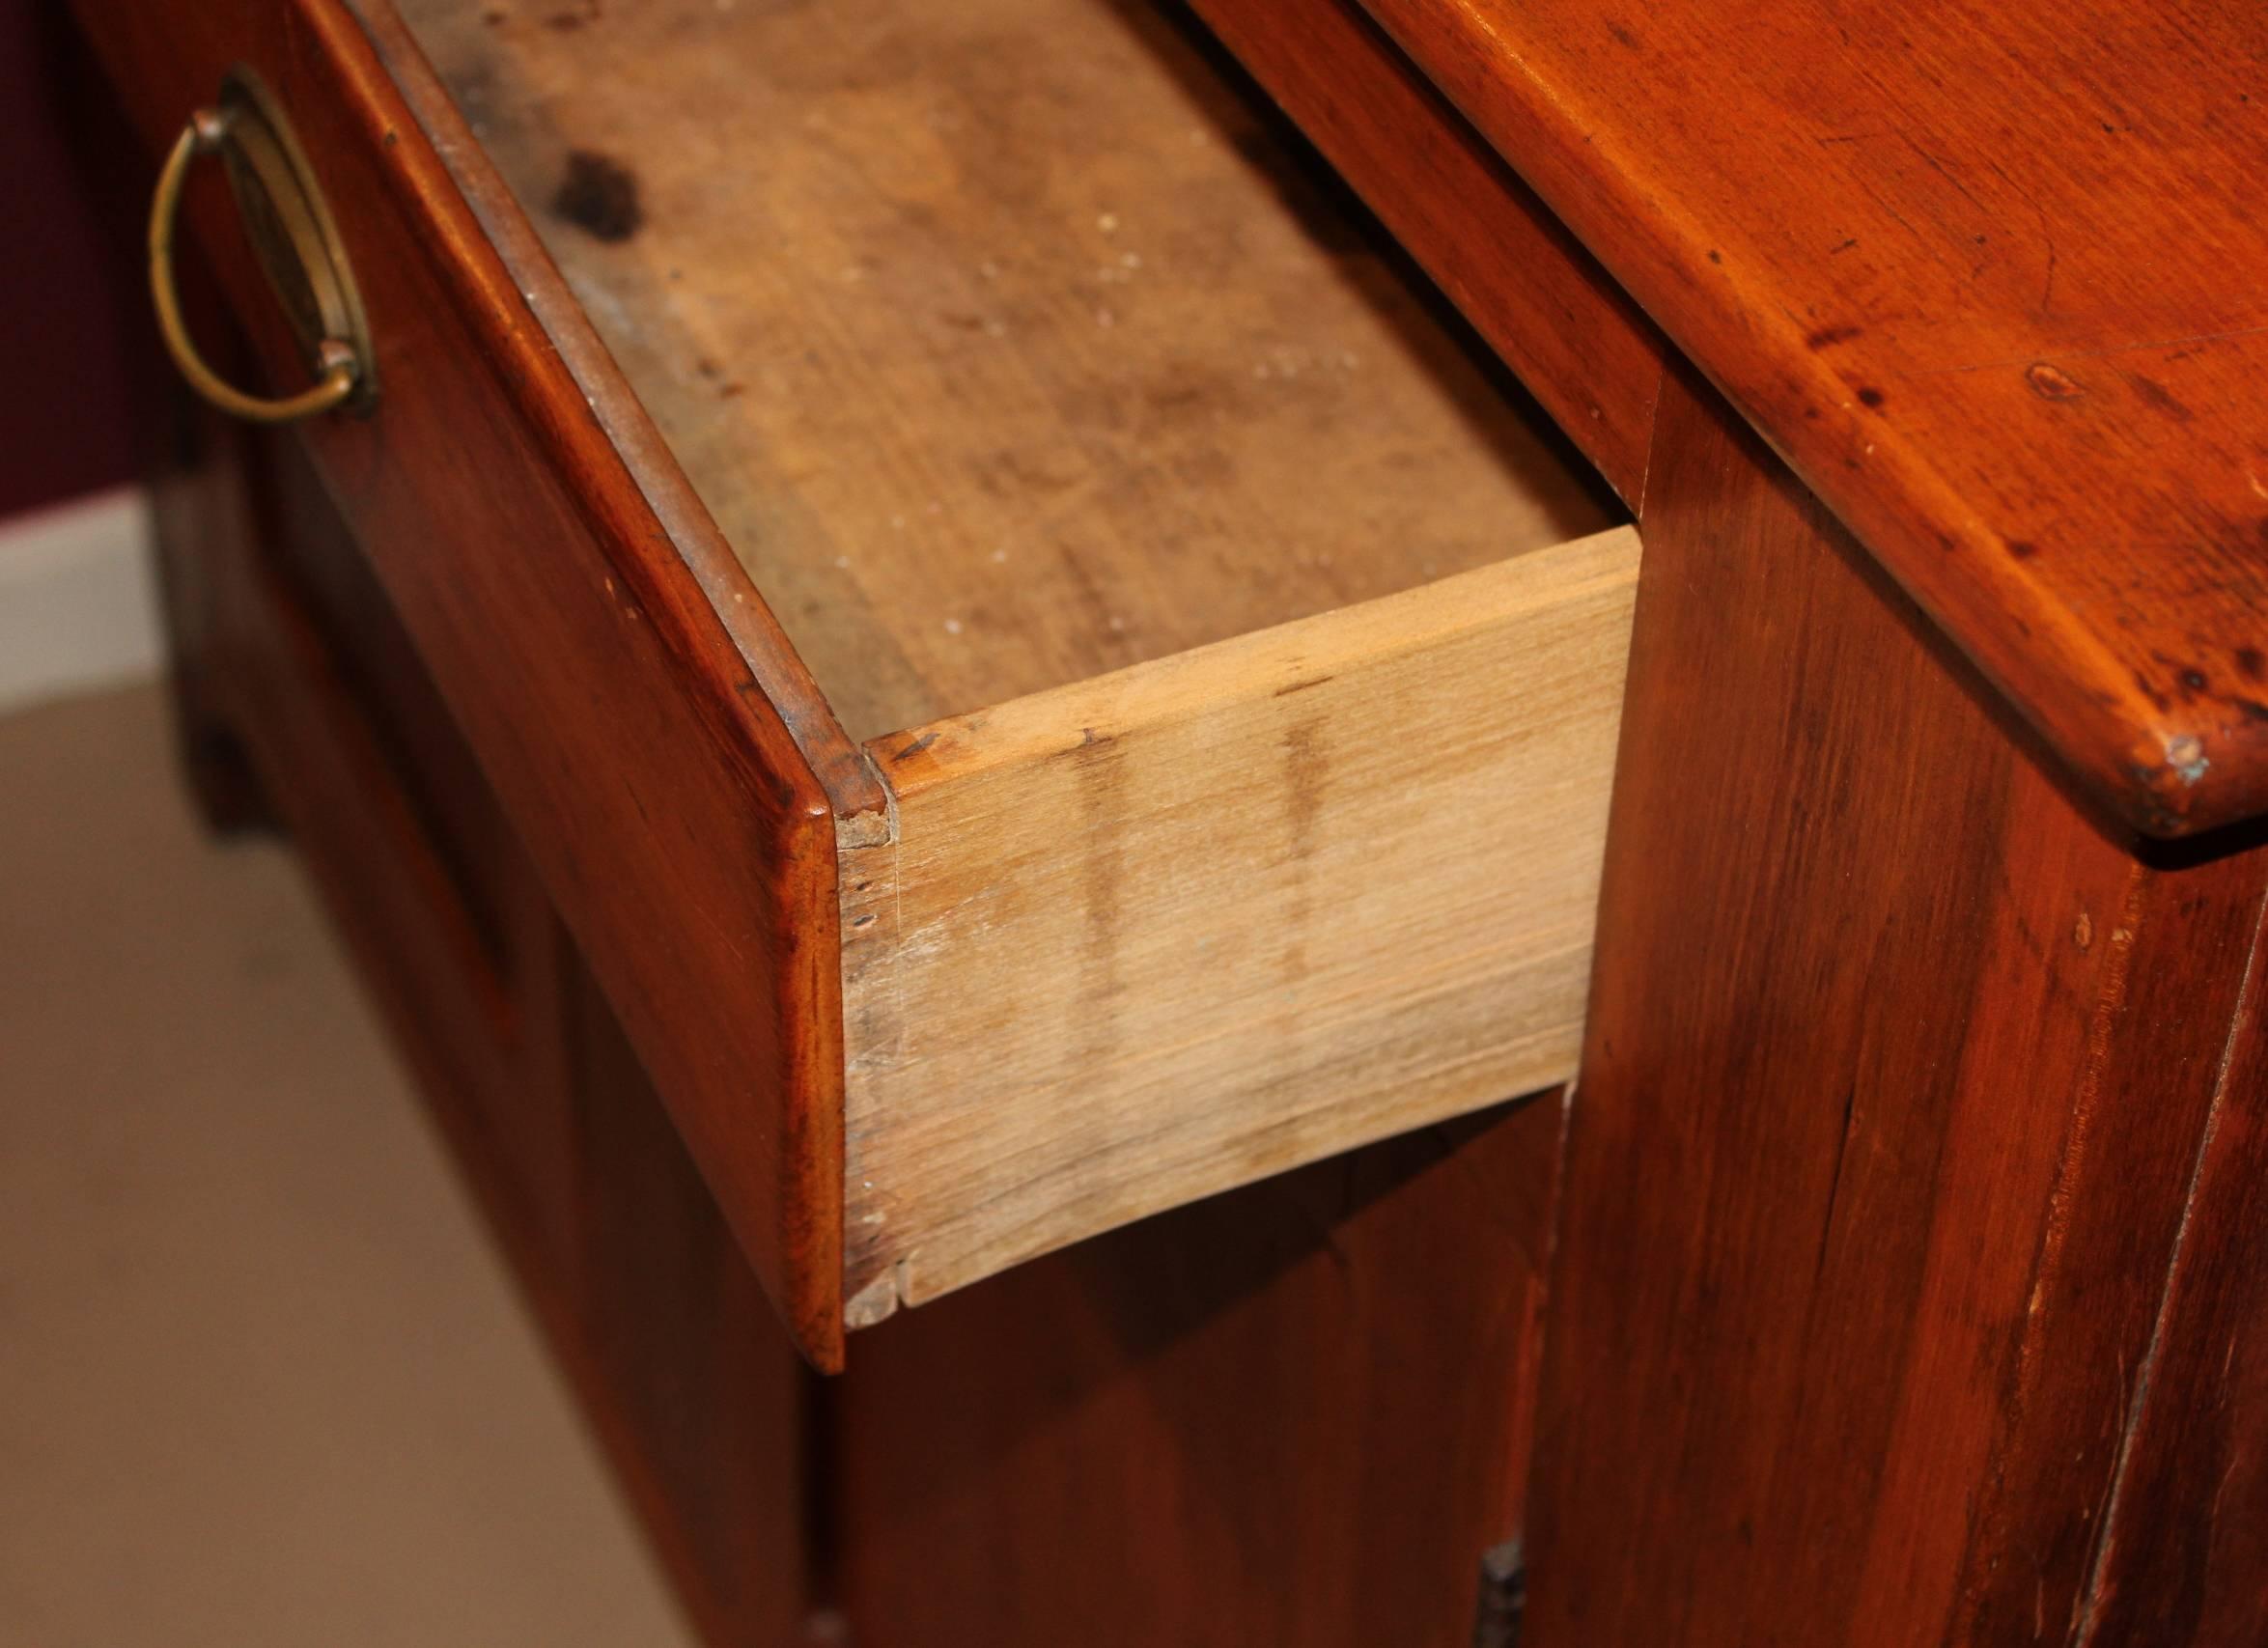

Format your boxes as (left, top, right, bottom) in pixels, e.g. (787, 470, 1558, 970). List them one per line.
(1376, 0, 2268, 834)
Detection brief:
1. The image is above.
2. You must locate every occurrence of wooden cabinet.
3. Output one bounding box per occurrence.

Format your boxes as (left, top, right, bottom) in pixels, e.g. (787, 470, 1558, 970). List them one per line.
(71, 0, 2268, 1641)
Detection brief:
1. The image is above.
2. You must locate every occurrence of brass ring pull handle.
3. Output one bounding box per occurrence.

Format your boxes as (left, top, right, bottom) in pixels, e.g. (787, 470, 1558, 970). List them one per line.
(148, 70, 376, 424)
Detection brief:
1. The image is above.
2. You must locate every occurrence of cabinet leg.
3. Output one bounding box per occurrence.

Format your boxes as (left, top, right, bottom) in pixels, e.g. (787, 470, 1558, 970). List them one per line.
(165, 688, 273, 837)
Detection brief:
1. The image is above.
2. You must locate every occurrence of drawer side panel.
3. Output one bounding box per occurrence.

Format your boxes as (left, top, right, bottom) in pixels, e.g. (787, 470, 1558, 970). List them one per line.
(842, 524, 1639, 1316)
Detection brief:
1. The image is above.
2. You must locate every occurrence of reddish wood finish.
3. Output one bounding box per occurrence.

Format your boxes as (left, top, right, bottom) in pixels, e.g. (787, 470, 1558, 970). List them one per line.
(2084, 910, 2268, 1646)
(833, 1097, 1563, 1648)
(1186, 0, 1665, 505)
(99, 2, 2268, 1640)
(1523, 364, 2268, 1647)
(1362, 0, 2268, 836)
(71, 0, 866, 1364)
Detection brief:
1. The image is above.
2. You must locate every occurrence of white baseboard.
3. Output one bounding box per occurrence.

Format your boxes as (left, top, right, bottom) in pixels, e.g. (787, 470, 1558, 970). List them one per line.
(0, 487, 165, 717)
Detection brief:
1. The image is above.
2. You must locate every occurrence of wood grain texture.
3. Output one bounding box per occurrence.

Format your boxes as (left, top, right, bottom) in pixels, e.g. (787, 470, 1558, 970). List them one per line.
(2082, 894, 2268, 1647)
(396, 0, 1614, 741)
(839, 526, 1637, 1316)
(1187, 0, 1665, 505)
(72, 0, 858, 1364)
(1362, 0, 2268, 835)
(835, 1096, 1564, 1648)
(1522, 366, 2268, 1648)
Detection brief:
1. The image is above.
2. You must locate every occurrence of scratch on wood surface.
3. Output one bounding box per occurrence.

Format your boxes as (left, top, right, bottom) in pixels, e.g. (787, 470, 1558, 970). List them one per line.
(2072, 882, 2268, 1644)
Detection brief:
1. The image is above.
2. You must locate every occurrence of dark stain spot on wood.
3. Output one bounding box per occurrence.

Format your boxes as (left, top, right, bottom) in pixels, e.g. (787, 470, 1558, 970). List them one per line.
(2005, 539, 2040, 560)
(1074, 730, 1132, 1063)
(482, 7, 508, 24)
(2133, 670, 2173, 713)
(1806, 324, 1862, 349)
(2180, 668, 2210, 700)
(2123, 762, 2186, 831)
(2236, 697, 2268, 724)
(850, 912, 878, 929)
(545, 2, 599, 30)
(1279, 718, 1329, 992)
(1607, 21, 1640, 49)
(891, 730, 940, 762)
(554, 150, 642, 242)
(718, 381, 746, 399)
(2025, 361, 2086, 401)
(1707, 249, 1723, 265)
(2237, 646, 2265, 683)
(1857, 386, 1886, 408)
(1283, 721, 1326, 859)
(1274, 674, 1335, 697)
(1830, 237, 1860, 255)
(1050, 725, 1123, 763)
(2128, 375, 2193, 421)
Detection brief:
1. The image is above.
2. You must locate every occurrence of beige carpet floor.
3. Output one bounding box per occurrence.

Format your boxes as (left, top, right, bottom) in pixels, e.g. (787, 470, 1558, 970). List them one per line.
(0, 683, 694, 1648)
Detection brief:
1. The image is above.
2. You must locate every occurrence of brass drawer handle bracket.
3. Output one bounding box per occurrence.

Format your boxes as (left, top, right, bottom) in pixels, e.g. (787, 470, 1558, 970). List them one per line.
(149, 70, 377, 424)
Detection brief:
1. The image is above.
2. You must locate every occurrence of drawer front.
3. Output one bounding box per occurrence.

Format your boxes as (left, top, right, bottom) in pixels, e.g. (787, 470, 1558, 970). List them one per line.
(73, 0, 861, 1365)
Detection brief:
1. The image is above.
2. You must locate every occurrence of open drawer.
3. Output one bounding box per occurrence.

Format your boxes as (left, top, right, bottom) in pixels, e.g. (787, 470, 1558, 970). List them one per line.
(82, 0, 1637, 1364)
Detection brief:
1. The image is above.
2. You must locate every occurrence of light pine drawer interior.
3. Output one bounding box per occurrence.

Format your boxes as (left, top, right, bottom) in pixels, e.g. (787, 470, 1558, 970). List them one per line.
(398, 0, 1638, 1319)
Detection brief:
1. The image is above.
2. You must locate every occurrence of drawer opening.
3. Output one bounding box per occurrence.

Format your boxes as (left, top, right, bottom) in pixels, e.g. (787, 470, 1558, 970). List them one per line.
(396, 0, 1640, 1324)
(402, 0, 1624, 743)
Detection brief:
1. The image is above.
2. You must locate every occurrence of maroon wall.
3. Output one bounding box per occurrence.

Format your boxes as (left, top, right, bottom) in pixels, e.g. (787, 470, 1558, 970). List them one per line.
(0, 0, 148, 519)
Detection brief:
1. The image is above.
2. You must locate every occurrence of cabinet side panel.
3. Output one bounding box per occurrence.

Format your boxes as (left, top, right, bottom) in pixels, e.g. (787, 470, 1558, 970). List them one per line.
(1524, 367, 2268, 1648)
